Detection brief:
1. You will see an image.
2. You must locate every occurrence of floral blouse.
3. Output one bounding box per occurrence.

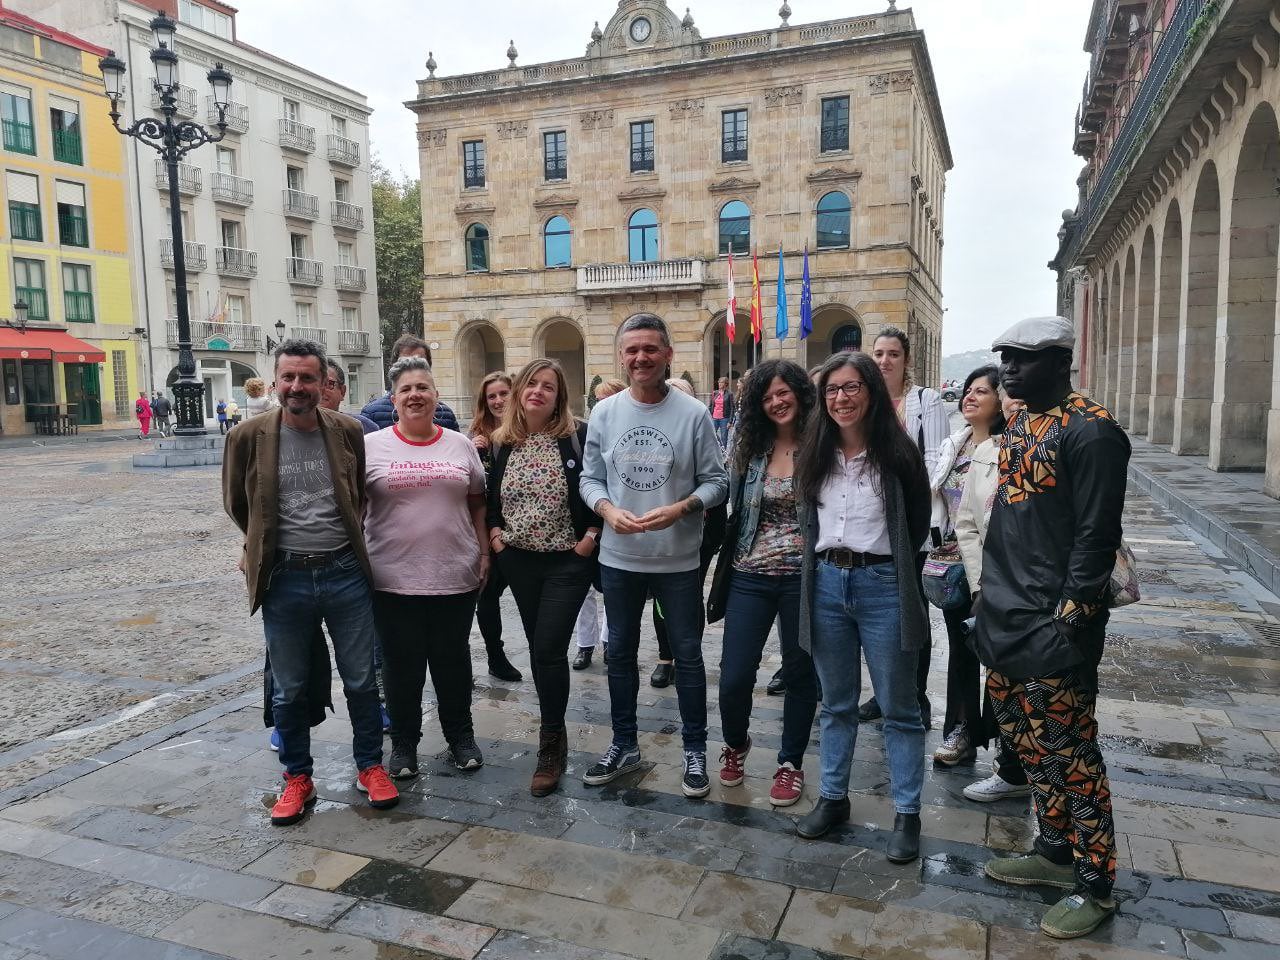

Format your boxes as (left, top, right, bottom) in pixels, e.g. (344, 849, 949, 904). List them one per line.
(735, 474, 802, 575)
(499, 431, 577, 552)
(940, 438, 974, 539)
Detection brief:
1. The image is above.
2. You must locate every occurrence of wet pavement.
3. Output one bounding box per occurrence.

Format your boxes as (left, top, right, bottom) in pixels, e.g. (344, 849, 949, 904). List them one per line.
(1, 442, 1279, 958)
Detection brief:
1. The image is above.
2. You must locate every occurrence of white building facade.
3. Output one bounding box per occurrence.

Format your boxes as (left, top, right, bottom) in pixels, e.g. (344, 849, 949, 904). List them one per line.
(9, 0, 381, 415)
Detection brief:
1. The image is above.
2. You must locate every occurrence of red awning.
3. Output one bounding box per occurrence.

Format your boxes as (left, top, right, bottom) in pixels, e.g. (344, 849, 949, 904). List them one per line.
(0, 329, 105, 363)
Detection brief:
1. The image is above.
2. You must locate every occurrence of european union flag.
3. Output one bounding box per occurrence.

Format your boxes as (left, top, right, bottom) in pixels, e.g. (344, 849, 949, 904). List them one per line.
(800, 244, 813, 340)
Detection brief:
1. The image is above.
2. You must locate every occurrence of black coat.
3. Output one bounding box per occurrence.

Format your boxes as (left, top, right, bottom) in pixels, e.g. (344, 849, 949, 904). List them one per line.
(486, 421, 602, 540)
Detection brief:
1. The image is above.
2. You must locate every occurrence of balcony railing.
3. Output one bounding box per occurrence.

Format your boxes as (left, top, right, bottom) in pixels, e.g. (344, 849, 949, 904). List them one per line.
(2, 118, 35, 155)
(210, 171, 253, 205)
(167, 319, 263, 351)
(208, 97, 248, 133)
(159, 238, 207, 271)
(156, 159, 201, 195)
(52, 127, 82, 164)
(283, 189, 319, 219)
(330, 200, 364, 230)
(576, 258, 705, 293)
(151, 83, 197, 117)
(327, 133, 360, 166)
(64, 290, 94, 323)
(337, 329, 371, 355)
(58, 211, 89, 247)
(333, 264, 367, 291)
(286, 257, 324, 285)
(215, 246, 258, 277)
(290, 326, 327, 346)
(278, 117, 316, 153)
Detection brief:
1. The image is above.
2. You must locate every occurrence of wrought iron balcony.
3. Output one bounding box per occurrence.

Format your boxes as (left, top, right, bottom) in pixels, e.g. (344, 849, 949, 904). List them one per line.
(327, 134, 360, 166)
(159, 238, 207, 271)
(286, 257, 324, 286)
(166, 319, 263, 351)
(278, 117, 316, 153)
(576, 259, 705, 294)
(156, 159, 201, 195)
(333, 265, 367, 291)
(290, 326, 327, 346)
(210, 171, 253, 206)
(151, 83, 197, 117)
(330, 200, 364, 230)
(215, 246, 258, 278)
(208, 97, 248, 133)
(337, 329, 371, 355)
(283, 189, 319, 220)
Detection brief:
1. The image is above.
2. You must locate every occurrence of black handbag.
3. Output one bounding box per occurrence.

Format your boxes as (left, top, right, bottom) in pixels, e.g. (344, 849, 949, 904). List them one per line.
(706, 480, 745, 624)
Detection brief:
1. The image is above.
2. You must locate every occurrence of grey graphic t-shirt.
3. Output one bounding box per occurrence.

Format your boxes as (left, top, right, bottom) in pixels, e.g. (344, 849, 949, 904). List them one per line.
(276, 423, 349, 552)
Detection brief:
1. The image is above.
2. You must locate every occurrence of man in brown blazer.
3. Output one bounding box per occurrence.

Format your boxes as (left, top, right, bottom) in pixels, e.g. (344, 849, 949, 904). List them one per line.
(223, 339, 398, 825)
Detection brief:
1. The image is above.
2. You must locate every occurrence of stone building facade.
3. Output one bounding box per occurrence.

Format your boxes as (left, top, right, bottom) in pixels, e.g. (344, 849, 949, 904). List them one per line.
(1052, 0, 1280, 498)
(408, 1, 950, 413)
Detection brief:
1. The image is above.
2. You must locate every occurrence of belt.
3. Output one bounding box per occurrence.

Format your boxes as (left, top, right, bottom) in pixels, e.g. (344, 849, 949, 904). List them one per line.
(275, 546, 353, 570)
(819, 548, 893, 569)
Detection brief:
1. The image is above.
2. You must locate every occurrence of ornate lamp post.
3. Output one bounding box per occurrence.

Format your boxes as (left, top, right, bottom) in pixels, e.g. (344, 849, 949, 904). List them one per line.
(99, 13, 233, 436)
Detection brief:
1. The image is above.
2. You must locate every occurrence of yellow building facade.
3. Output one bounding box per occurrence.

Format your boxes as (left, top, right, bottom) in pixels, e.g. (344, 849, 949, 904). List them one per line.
(0, 8, 138, 436)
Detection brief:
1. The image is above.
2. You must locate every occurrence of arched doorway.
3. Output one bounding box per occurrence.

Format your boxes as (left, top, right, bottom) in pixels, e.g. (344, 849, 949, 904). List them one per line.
(1216, 105, 1279, 474)
(1150, 201, 1182, 444)
(170, 358, 259, 420)
(536, 318, 587, 415)
(705, 311, 761, 391)
(805, 304, 862, 370)
(457, 323, 505, 412)
(1175, 162, 1219, 454)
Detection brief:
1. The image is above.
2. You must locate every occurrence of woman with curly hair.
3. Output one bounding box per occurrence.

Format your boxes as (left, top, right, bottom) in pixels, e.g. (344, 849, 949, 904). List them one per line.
(710, 358, 820, 807)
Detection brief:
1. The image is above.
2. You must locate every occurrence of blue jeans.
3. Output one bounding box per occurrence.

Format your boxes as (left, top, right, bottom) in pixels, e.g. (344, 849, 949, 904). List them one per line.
(261, 550, 383, 777)
(600, 564, 707, 753)
(720, 570, 818, 767)
(810, 560, 924, 813)
(713, 418, 731, 448)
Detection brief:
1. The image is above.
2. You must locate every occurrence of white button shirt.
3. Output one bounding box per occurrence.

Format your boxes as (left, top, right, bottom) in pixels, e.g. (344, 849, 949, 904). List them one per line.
(814, 450, 892, 555)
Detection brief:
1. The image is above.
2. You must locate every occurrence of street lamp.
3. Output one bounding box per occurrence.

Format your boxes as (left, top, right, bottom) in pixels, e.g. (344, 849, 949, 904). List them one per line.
(98, 24, 232, 437)
(3, 300, 28, 334)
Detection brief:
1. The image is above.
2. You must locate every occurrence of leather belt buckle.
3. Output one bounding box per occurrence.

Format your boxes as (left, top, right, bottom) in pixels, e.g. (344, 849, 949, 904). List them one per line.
(824, 547, 855, 569)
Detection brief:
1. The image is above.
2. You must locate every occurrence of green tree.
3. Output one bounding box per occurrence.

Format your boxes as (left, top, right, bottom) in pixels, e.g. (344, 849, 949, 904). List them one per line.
(371, 159, 423, 371)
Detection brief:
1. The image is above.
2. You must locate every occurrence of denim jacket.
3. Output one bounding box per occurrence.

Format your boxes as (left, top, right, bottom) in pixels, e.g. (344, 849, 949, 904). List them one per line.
(731, 453, 806, 559)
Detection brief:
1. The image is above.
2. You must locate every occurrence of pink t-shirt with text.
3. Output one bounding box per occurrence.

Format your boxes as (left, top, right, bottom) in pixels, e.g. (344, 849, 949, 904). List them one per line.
(363, 425, 486, 595)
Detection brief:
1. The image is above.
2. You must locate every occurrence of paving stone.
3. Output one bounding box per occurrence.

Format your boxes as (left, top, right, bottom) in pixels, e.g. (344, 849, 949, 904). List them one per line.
(337, 859, 475, 914)
(988, 923, 1172, 959)
(445, 880, 723, 960)
(1127, 836, 1182, 877)
(70, 807, 193, 849)
(1183, 930, 1279, 960)
(251, 883, 356, 927)
(710, 934, 845, 960)
(0, 821, 74, 859)
(64, 881, 200, 937)
(270, 803, 464, 867)
(154, 822, 281, 870)
(242, 841, 370, 890)
(475, 929, 641, 960)
(558, 819, 743, 872)
(332, 901, 496, 959)
(1222, 908, 1280, 944)
(428, 825, 705, 918)
(1174, 842, 1280, 894)
(776, 888, 986, 960)
(0, 904, 224, 960)
(679, 871, 790, 938)
(0, 797, 106, 831)
(732, 853, 838, 893)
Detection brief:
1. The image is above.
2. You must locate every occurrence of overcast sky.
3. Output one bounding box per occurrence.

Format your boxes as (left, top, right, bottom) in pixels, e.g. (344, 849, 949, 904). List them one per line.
(235, 1, 1091, 355)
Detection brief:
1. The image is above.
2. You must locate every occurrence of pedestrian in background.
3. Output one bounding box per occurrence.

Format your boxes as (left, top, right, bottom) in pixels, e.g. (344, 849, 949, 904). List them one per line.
(709, 375, 735, 448)
(488, 359, 600, 796)
(470, 371, 523, 683)
(977, 317, 1129, 940)
(710, 358, 819, 808)
(222, 338, 398, 826)
(135, 391, 152, 439)
(361, 334, 459, 431)
(245, 377, 274, 418)
(151, 392, 172, 437)
(216, 398, 228, 434)
(226, 398, 240, 428)
(363, 356, 487, 780)
(322, 362, 380, 435)
(793, 351, 930, 863)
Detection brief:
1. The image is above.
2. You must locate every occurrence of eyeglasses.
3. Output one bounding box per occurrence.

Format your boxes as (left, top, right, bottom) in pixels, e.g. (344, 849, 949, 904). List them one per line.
(323, 379, 342, 389)
(823, 381, 865, 399)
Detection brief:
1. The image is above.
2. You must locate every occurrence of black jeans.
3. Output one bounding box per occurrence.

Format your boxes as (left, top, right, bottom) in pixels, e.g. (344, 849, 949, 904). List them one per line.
(373, 590, 478, 748)
(942, 597, 987, 745)
(497, 546, 595, 731)
(475, 562, 508, 659)
(719, 570, 818, 767)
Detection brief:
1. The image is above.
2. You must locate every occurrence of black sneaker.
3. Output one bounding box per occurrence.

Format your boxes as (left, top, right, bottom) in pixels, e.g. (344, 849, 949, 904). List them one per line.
(449, 738, 484, 771)
(488, 654, 523, 683)
(582, 743, 642, 786)
(388, 742, 418, 780)
(682, 751, 711, 798)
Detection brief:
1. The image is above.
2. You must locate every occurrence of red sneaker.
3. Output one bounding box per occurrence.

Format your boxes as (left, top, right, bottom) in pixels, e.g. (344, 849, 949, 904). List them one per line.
(718, 738, 750, 787)
(271, 772, 316, 826)
(356, 764, 400, 809)
(769, 762, 804, 807)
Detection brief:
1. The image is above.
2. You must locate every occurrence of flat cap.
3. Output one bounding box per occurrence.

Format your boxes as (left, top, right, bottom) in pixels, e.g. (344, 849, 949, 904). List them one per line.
(991, 316, 1075, 353)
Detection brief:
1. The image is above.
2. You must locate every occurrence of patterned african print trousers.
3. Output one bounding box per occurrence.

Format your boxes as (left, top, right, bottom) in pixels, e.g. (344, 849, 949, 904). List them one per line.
(987, 668, 1117, 898)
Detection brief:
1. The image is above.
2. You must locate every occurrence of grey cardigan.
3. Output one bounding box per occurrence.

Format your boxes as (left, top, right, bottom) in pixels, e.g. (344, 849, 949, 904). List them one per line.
(797, 459, 933, 654)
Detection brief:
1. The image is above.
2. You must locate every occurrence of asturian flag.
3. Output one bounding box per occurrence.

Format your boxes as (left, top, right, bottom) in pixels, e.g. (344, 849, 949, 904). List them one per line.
(726, 246, 737, 344)
(800, 244, 813, 340)
(750, 247, 763, 345)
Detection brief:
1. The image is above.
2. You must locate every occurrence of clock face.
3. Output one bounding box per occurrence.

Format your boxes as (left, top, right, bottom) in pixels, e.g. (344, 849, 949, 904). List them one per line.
(630, 16, 652, 42)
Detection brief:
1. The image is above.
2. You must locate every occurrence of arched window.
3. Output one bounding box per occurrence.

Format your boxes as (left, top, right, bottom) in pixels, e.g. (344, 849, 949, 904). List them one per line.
(465, 223, 489, 272)
(544, 215, 571, 267)
(816, 191, 851, 249)
(628, 208, 659, 263)
(718, 200, 750, 256)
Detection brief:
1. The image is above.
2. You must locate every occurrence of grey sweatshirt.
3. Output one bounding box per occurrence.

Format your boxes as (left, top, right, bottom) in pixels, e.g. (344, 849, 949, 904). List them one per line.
(580, 388, 728, 573)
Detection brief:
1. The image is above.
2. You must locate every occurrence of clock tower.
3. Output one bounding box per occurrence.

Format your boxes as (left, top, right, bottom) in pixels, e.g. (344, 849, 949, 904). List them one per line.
(591, 1, 690, 54)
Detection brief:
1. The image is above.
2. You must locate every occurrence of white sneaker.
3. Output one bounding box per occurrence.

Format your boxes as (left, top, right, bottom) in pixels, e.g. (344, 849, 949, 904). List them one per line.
(963, 772, 1032, 803)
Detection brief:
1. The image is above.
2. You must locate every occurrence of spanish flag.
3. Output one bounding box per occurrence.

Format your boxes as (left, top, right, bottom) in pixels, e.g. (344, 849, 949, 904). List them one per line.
(750, 247, 762, 345)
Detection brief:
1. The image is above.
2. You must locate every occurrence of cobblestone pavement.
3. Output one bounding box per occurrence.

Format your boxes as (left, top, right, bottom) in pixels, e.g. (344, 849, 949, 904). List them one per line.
(2, 442, 1280, 959)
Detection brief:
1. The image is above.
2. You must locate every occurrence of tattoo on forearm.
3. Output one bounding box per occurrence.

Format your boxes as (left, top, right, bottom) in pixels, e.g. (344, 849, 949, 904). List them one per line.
(596, 499, 614, 514)
(682, 496, 704, 516)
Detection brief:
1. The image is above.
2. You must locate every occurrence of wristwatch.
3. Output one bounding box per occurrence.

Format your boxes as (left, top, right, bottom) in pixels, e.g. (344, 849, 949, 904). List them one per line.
(585, 530, 600, 542)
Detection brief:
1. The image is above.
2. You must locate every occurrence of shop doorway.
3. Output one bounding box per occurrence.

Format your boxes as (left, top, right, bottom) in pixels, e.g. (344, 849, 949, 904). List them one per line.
(63, 363, 102, 425)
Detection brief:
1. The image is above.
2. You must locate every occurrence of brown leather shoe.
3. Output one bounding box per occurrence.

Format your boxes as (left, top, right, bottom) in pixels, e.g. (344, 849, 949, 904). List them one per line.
(531, 727, 568, 797)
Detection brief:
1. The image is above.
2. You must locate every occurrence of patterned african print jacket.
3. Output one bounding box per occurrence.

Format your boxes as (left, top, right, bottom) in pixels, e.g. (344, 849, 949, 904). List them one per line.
(972, 391, 1130, 680)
